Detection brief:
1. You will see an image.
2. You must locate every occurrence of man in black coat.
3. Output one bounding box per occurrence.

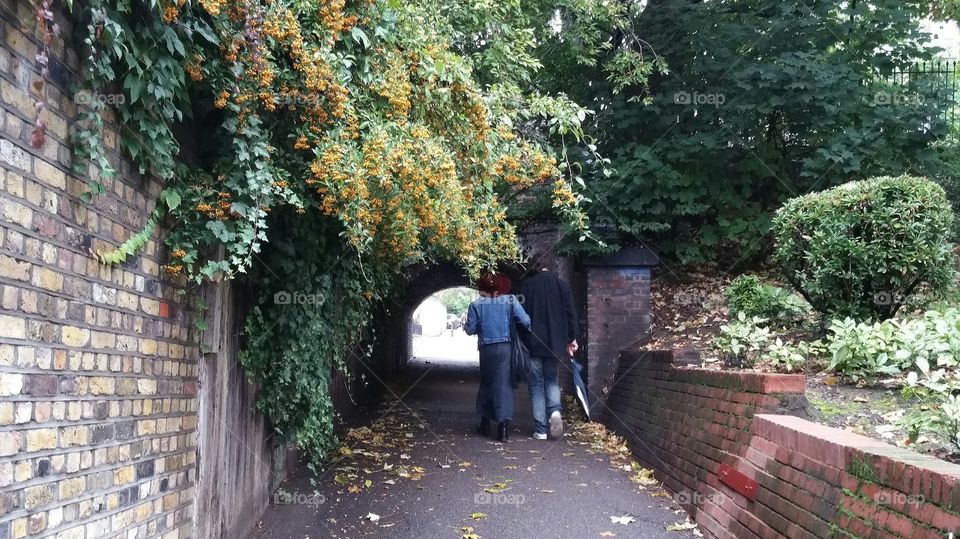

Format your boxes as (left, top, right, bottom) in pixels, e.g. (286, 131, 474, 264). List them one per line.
(519, 257, 578, 440)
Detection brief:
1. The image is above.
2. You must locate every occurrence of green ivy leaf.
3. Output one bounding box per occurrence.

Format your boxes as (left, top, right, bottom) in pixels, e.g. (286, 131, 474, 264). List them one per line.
(161, 189, 182, 211)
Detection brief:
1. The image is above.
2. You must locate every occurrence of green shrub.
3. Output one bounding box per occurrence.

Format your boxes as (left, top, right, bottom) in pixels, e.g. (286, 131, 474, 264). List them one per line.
(827, 308, 960, 383)
(826, 318, 905, 382)
(772, 175, 956, 321)
(767, 339, 825, 373)
(715, 313, 771, 367)
(725, 275, 810, 324)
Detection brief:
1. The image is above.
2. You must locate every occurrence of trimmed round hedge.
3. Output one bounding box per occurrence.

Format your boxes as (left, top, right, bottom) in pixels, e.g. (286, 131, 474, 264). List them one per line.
(772, 175, 955, 320)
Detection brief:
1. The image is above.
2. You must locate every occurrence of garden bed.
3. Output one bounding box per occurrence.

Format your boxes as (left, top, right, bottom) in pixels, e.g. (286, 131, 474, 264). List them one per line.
(631, 270, 960, 463)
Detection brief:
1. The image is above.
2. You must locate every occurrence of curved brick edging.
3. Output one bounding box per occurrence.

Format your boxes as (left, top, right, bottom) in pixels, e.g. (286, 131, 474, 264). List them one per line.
(603, 349, 960, 539)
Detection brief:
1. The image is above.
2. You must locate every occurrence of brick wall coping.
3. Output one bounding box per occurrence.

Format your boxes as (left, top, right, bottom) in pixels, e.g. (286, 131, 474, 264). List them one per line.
(756, 414, 960, 489)
(617, 349, 807, 394)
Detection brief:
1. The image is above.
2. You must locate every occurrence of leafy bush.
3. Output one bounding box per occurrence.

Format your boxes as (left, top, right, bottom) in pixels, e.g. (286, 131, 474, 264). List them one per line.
(767, 339, 824, 374)
(827, 308, 960, 383)
(773, 176, 956, 320)
(826, 318, 904, 382)
(716, 313, 822, 372)
(715, 313, 771, 367)
(725, 275, 810, 324)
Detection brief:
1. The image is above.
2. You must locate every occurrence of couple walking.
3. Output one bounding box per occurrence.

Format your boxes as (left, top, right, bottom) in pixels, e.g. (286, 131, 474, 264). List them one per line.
(463, 259, 578, 442)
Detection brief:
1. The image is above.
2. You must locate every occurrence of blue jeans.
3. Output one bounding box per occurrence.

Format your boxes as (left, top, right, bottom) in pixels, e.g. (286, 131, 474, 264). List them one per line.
(527, 356, 561, 434)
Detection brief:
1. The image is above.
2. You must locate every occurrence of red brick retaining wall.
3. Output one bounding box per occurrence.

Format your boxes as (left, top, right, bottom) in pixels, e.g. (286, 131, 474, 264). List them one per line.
(604, 349, 960, 538)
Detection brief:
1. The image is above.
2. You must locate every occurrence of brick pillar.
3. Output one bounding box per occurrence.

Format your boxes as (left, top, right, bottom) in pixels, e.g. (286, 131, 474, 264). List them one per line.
(583, 247, 657, 419)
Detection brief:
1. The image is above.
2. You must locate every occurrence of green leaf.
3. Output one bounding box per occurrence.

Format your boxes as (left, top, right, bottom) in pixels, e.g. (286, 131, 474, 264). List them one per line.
(161, 189, 182, 211)
(351, 27, 370, 49)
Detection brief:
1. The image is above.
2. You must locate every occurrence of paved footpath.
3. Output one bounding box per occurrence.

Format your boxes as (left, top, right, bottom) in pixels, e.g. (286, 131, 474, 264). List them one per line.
(253, 357, 697, 539)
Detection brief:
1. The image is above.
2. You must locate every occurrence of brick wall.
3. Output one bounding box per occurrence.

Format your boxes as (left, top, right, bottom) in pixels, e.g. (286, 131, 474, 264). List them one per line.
(605, 349, 960, 539)
(0, 2, 281, 538)
(750, 414, 960, 539)
(0, 2, 200, 537)
(584, 264, 652, 416)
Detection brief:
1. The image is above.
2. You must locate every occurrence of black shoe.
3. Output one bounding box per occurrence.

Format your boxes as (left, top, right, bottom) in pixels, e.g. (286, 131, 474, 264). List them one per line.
(497, 421, 510, 442)
(478, 418, 490, 437)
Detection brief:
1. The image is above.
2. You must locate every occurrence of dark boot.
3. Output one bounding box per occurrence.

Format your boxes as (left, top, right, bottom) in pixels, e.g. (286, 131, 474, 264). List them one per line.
(478, 417, 490, 437)
(497, 421, 510, 442)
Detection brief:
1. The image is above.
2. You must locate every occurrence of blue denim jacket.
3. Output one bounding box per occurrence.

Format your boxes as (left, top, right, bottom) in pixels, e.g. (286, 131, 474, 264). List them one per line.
(464, 295, 531, 348)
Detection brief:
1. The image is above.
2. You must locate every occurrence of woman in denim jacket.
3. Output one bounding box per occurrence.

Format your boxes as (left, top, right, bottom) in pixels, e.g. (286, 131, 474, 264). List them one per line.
(464, 273, 531, 442)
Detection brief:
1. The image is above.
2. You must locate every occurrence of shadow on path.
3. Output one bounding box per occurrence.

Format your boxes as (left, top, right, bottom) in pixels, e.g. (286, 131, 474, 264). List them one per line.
(253, 357, 694, 539)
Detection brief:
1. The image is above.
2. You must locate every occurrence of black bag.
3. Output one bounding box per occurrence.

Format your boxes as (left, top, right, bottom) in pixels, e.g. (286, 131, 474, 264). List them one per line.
(509, 308, 530, 388)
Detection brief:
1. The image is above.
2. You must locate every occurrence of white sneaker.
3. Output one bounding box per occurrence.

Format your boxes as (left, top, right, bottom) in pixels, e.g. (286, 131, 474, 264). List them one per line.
(532, 432, 547, 440)
(548, 411, 563, 439)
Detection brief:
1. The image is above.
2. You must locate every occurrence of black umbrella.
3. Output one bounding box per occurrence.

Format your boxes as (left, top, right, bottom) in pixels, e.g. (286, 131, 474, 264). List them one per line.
(570, 357, 590, 419)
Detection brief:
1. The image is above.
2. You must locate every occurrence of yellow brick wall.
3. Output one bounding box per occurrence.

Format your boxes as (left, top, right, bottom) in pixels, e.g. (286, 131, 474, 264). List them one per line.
(0, 2, 198, 538)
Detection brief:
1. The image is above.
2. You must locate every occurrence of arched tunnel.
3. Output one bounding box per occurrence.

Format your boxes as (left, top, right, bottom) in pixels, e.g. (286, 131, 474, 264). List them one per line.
(338, 245, 658, 425)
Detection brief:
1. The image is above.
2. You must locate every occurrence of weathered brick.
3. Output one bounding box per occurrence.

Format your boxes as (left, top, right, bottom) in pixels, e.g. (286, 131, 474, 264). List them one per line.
(60, 326, 89, 347)
(113, 465, 135, 485)
(33, 159, 66, 190)
(0, 315, 26, 339)
(25, 428, 57, 451)
(0, 402, 13, 425)
(0, 254, 29, 281)
(60, 426, 88, 446)
(59, 477, 85, 500)
(23, 484, 53, 510)
(0, 139, 30, 171)
(31, 267, 62, 291)
(0, 431, 22, 457)
(85, 375, 114, 395)
(25, 374, 57, 396)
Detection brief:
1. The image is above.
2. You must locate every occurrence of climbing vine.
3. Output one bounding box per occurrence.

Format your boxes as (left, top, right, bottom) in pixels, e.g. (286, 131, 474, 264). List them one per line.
(59, 0, 649, 462)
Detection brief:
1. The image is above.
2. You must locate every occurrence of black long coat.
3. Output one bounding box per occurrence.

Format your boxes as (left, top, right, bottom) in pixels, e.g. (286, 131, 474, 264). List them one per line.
(518, 270, 578, 360)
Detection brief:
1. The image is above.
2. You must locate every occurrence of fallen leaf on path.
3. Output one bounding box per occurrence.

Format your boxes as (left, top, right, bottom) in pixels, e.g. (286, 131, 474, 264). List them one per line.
(400, 453, 411, 459)
(853, 397, 869, 403)
(383, 479, 396, 485)
(483, 482, 509, 494)
(459, 462, 472, 468)
(666, 520, 698, 531)
(540, 489, 555, 493)
(364, 479, 372, 488)
(348, 485, 362, 494)
(599, 532, 617, 537)
(365, 513, 380, 522)
(461, 526, 481, 539)
(610, 515, 636, 525)
(470, 512, 487, 520)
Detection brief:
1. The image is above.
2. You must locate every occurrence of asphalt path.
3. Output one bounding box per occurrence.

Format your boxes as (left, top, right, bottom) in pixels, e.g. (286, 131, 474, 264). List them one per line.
(253, 356, 697, 539)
